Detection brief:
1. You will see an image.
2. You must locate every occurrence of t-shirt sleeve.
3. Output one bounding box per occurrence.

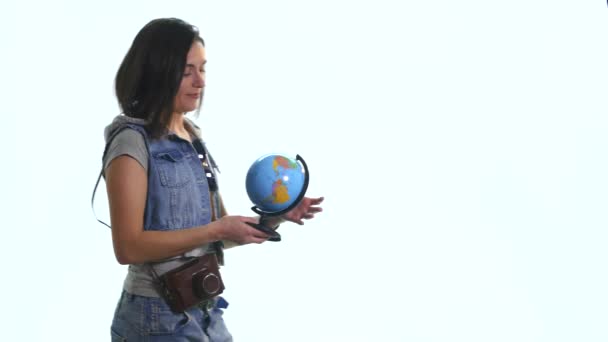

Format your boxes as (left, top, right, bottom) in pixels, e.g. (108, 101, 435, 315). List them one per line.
(103, 128, 149, 173)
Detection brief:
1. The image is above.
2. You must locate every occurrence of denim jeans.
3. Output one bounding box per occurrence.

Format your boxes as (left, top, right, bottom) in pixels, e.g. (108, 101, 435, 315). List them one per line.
(111, 290, 233, 341)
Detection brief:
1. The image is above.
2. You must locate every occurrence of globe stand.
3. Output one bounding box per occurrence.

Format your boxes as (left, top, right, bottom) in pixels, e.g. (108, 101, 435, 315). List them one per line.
(246, 155, 310, 242)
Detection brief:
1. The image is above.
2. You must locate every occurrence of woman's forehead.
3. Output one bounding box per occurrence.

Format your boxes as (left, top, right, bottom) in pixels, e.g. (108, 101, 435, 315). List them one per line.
(187, 41, 206, 62)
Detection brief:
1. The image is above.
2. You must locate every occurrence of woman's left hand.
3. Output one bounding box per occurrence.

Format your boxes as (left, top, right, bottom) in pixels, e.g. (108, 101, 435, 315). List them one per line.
(282, 196, 324, 225)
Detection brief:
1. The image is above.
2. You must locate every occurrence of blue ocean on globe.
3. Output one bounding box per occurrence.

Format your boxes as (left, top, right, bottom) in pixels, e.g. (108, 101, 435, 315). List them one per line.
(246, 154, 306, 213)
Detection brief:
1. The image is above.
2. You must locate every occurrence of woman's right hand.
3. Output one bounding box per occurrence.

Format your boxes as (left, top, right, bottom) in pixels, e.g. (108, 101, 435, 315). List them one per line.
(215, 215, 269, 245)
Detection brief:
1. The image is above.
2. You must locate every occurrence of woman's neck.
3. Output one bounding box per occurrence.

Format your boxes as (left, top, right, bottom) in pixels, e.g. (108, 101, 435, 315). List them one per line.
(168, 113, 191, 141)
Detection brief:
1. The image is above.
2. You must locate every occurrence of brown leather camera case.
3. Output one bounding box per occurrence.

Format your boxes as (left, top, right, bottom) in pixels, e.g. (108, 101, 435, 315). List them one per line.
(158, 253, 225, 313)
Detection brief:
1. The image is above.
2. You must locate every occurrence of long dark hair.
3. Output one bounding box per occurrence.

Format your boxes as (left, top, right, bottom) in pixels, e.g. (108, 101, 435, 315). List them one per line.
(115, 18, 204, 138)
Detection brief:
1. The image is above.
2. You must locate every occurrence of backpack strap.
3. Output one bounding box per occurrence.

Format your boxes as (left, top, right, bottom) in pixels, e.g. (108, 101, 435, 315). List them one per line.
(91, 169, 111, 228)
(91, 125, 148, 229)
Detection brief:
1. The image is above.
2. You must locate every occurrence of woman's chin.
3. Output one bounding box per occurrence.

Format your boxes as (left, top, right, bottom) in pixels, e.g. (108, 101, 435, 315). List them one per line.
(176, 105, 199, 113)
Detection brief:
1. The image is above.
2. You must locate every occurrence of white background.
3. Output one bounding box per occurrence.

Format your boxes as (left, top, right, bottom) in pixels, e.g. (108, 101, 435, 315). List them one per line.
(1, 1, 607, 341)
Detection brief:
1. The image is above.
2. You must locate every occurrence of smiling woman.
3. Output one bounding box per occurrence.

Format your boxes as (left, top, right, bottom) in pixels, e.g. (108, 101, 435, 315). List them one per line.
(101, 17, 323, 342)
(114, 18, 206, 139)
(175, 46, 206, 118)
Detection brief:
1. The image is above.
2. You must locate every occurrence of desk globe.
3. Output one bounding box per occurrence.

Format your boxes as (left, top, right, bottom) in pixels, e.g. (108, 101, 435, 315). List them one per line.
(245, 154, 310, 241)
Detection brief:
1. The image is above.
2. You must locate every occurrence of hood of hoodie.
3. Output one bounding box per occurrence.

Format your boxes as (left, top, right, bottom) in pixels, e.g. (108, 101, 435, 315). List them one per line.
(103, 115, 148, 144)
(103, 114, 202, 144)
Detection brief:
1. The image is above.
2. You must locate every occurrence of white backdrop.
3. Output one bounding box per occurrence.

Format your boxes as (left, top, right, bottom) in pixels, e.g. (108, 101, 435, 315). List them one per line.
(1, 1, 607, 341)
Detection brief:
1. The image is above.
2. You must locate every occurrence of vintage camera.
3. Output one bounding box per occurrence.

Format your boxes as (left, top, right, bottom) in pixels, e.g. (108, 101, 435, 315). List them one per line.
(158, 254, 225, 313)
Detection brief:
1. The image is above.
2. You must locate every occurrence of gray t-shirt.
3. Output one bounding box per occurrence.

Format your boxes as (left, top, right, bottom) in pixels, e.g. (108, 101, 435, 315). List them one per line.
(103, 128, 149, 173)
(104, 128, 210, 297)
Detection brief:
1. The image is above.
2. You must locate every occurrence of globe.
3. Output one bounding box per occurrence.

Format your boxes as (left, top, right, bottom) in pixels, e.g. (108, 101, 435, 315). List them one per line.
(246, 154, 309, 215)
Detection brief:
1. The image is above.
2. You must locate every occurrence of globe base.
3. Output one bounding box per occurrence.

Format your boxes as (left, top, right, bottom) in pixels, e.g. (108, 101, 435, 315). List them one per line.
(246, 221, 281, 242)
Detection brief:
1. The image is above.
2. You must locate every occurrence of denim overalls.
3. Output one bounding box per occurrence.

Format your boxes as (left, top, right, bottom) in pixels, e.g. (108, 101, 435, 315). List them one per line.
(105, 123, 232, 342)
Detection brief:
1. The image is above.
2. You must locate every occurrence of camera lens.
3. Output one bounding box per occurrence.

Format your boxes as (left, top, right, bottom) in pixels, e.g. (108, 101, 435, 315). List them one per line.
(202, 273, 221, 294)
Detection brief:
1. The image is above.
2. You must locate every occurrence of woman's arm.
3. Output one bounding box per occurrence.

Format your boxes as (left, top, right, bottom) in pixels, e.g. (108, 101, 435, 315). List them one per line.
(220, 195, 324, 248)
(106, 155, 268, 264)
(215, 193, 238, 249)
(215, 192, 282, 249)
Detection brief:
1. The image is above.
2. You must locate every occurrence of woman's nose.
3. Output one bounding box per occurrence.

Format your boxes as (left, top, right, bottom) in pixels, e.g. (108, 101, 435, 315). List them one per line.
(193, 71, 205, 88)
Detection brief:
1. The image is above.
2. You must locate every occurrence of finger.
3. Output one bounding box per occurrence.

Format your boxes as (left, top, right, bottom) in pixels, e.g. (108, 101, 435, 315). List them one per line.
(250, 229, 270, 240)
(310, 197, 324, 205)
(308, 207, 323, 214)
(244, 224, 270, 238)
(254, 231, 269, 239)
(302, 214, 314, 220)
(241, 216, 259, 224)
(254, 233, 270, 240)
(251, 236, 268, 244)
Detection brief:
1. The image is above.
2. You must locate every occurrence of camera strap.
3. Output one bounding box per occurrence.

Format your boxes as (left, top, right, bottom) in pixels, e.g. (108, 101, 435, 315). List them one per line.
(192, 138, 225, 265)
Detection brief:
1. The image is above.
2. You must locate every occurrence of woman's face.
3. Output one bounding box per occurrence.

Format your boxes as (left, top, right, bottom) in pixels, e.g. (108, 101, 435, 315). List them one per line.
(174, 41, 206, 113)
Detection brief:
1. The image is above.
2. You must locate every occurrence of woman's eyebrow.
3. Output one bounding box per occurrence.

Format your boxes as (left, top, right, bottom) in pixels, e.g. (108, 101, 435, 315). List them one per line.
(186, 60, 207, 68)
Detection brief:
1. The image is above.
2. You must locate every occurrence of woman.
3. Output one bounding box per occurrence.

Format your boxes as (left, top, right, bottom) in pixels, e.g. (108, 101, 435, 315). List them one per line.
(103, 18, 323, 341)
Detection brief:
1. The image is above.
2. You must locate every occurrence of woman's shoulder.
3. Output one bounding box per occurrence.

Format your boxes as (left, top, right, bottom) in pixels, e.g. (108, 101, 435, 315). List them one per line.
(103, 128, 149, 172)
(112, 127, 147, 145)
